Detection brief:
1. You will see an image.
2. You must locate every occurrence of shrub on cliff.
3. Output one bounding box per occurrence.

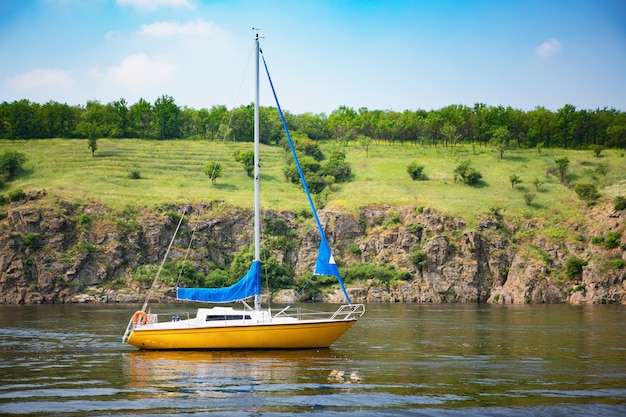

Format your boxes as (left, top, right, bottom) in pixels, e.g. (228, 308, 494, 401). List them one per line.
(341, 263, 411, 290)
(565, 256, 588, 280)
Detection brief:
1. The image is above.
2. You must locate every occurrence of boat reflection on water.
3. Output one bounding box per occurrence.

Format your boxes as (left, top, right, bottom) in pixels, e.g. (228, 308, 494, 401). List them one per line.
(123, 348, 362, 397)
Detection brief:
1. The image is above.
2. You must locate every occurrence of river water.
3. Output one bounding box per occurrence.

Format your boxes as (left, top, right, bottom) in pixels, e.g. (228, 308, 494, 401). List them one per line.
(1, 303, 625, 416)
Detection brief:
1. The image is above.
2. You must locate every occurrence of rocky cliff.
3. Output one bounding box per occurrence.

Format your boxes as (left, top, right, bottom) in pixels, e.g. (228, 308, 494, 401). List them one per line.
(1, 191, 624, 304)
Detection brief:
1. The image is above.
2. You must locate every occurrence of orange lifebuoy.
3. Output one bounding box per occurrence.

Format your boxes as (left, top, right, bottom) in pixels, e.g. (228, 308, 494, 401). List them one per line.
(132, 310, 148, 325)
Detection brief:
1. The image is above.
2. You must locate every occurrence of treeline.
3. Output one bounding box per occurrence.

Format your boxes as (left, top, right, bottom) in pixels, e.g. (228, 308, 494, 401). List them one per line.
(1, 97, 626, 148)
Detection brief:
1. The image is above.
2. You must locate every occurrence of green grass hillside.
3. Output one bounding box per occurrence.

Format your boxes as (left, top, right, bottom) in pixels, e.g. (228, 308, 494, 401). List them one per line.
(1, 138, 625, 224)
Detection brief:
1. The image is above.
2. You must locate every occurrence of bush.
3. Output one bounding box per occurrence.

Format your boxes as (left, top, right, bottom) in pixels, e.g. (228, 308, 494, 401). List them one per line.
(341, 263, 411, 287)
(409, 249, 428, 272)
(284, 150, 351, 195)
(408, 223, 424, 235)
(523, 192, 536, 206)
(292, 137, 324, 161)
(319, 151, 351, 183)
(574, 183, 599, 202)
(454, 161, 482, 186)
(611, 259, 625, 269)
(604, 231, 621, 249)
(614, 196, 626, 211)
(127, 170, 141, 179)
(347, 243, 361, 254)
(0, 150, 27, 181)
(6, 188, 25, 201)
(591, 235, 604, 245)
(407, 162, 426, 180)
(23, 233, 40, 250)
(565, 256, 588, 280)
(77, 213, 92, 226)
(204, 269, 231, 288)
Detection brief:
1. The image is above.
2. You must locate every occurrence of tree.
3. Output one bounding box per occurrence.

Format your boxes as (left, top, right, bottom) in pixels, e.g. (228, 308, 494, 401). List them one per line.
(555, 157, 570, 184)
(606, 122, 626, 148)
(491, 126, 510, 159)
(441, 121, 460, 147)
(109, 98, 129, 137)
(358, 135, 372, 158)
(88, 136, 98, 157)
(229, 104, 254, 142)
(327, 105, 358, 141)
(203, 161, 223, 185)
(153, 95, 180, 139)
(76, 100, 104, 157)
(234, 149, 255, 177)
(527, 106, 555, 148)
(509, 174, 522, 189)
(531, 177, 544, 191)
(129, 98, 152, 139)
(589, 144, 604, 157)
(556, 104, 577, 148)
(207, 105, 229, 140)
(292, 112, 330, 141)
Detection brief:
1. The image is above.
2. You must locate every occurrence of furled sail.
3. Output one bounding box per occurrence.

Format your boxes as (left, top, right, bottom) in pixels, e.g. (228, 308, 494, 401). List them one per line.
(177, 260, 261, 303)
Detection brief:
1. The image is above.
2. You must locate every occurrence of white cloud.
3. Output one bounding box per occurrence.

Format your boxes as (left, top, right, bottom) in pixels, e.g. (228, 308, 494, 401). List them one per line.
(106, 53, 176, 87)
(535, 38, 562, 58)
(104, 30, 123, 41)
(4, 68, 74, 90)
(117, 0, 194, 11)
(139, 20, 222, 39)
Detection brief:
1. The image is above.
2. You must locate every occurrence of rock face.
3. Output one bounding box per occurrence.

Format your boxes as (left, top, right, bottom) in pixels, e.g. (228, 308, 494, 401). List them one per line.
(0, 192, 624, 304)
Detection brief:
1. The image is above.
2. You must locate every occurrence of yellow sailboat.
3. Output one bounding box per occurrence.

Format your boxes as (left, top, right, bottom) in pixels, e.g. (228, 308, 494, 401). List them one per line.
(122, 33, 364, 350)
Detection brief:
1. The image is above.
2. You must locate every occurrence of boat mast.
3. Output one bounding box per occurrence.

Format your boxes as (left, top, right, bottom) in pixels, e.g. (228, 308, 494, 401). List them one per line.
(253, 31, 261, 311)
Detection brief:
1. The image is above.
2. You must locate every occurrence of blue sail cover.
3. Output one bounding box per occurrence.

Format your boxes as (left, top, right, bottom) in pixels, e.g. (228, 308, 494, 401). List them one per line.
(177, 260, 261, 303)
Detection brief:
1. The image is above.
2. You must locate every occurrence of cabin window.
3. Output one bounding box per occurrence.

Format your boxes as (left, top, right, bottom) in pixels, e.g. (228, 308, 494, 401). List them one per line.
(206, 315, 251, 321)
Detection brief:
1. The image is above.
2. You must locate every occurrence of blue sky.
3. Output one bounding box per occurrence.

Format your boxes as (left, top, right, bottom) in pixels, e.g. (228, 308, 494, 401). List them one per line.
(1, 0, 625, 114)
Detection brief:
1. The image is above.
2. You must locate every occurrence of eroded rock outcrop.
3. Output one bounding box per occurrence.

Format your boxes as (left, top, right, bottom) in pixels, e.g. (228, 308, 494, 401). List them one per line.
(0, 192, 624, 304)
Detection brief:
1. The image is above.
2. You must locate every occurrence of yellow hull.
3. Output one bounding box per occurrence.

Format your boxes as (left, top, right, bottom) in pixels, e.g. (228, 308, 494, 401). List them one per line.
(127, 319, 357, 350)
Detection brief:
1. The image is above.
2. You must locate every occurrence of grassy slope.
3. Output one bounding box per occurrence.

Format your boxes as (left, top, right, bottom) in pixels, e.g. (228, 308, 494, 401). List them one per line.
(1, 138, 625, 226)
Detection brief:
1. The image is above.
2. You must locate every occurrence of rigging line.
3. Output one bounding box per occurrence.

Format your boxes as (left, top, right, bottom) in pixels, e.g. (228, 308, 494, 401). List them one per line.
(259, 53, 324, 239)
(260, 50, 352, 304)
(141, 207, 187, 312)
